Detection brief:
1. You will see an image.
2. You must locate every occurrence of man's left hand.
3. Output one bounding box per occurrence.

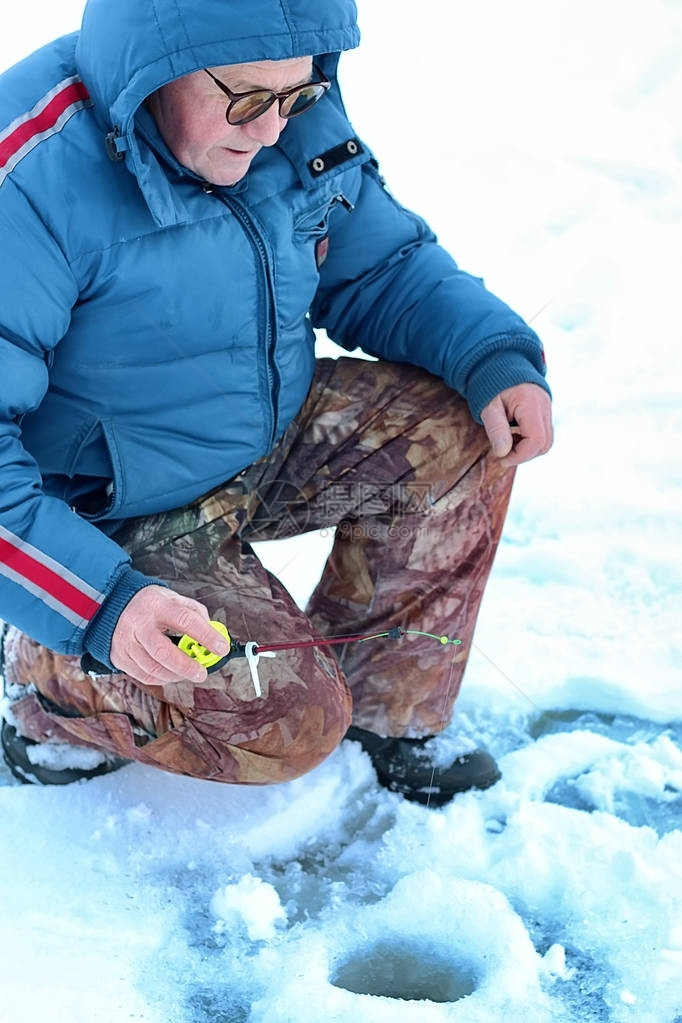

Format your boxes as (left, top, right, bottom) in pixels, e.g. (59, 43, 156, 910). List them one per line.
(480, 383, 553, 467)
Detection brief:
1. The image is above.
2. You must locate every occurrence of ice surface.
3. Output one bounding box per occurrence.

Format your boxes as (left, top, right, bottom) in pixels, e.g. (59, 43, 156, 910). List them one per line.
(2, 1, 682, 1021)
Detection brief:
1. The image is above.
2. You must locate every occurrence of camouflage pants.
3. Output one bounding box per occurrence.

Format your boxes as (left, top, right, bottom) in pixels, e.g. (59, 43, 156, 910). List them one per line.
(4, 358, 515, 785)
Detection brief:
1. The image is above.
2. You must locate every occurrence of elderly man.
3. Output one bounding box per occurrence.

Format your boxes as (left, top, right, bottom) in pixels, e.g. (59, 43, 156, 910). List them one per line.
(0, 0, 551, 803)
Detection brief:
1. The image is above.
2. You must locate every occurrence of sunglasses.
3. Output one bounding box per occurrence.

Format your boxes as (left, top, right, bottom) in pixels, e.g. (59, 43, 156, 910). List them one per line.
(204, 65, 330, 126)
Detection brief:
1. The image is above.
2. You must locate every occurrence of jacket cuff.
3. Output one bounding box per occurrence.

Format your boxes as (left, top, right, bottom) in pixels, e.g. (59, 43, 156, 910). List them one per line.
(83, 567, 167, 672)
(464, 346, 551, 423)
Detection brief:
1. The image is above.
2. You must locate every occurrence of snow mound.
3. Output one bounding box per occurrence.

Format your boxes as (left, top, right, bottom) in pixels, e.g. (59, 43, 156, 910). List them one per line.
(251, 871, 557, 1023)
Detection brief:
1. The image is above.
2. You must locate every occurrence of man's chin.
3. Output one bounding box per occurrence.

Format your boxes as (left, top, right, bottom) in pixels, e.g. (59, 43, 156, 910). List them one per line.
(204, 166, 253, 187)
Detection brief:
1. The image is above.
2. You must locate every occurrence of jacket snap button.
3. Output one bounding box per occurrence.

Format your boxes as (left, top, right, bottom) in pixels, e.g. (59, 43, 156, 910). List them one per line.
(346, 140, 358, 155)
(312, 157, 325, 172)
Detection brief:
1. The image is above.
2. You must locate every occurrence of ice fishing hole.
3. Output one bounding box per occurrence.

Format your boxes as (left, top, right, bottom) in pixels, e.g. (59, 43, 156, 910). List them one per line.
(331, 940, 476, 1002)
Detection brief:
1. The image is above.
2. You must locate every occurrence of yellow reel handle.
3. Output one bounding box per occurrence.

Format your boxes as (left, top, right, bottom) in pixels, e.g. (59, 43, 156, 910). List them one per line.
(177, 620, 230, 670)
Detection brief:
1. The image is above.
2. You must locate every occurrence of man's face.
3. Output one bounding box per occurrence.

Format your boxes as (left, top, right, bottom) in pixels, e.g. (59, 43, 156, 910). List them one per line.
(147, 57, 313, 185)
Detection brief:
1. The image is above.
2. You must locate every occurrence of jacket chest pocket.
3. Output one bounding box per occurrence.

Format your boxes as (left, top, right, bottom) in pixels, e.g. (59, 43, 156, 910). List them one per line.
(293, 192, 353, 240)
(293, 193, 353, 270)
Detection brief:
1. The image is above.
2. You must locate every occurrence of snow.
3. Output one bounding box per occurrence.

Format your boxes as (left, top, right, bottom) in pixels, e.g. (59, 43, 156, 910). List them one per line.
(1, 1, 682, 1021)
(211, 875, 287, 942)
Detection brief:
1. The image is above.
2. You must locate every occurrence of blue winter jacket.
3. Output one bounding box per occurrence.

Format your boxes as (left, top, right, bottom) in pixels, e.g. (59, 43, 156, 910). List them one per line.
(0, 0, 549, 668)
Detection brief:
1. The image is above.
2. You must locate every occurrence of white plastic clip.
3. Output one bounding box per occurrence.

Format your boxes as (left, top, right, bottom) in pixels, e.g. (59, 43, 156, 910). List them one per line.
(244, 642, 274, 698)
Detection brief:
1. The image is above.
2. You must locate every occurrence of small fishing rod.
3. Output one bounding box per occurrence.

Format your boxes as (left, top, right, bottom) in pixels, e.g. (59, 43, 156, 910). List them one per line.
(176, 622, 462, 697)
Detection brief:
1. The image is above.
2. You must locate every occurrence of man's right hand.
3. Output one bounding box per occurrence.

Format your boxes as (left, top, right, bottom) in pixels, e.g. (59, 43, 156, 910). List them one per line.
(109, 585, 230, 686)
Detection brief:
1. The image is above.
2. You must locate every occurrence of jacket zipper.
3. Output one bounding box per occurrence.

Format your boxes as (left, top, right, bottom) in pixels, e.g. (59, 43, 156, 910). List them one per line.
(333, 193, 354, 213)
(201, 183, 279, 448)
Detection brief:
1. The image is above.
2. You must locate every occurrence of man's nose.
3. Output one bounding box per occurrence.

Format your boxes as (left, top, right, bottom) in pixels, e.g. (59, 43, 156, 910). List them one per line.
(243, 104, 287, 147)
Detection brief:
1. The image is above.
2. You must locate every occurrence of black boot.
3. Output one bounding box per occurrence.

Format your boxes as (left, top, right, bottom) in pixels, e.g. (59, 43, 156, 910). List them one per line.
(1, 719, 126, 786)
(346, 725, 501, 806)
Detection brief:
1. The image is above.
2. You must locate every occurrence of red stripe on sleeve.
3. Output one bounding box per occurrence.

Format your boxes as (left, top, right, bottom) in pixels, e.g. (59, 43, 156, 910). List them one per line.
(0, 81, 90, 170)
(0, 536, 101, 622)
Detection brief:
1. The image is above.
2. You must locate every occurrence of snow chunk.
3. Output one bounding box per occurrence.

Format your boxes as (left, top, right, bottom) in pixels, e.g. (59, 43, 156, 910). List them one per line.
(26, 740, 109, 771)
(211, 874, 287, 942)
(542, 943, 574, 981)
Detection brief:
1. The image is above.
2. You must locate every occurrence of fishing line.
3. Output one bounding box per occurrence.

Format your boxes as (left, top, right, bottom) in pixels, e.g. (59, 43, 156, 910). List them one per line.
(423, 641, 461, 810)
(471, 642, 543, 713)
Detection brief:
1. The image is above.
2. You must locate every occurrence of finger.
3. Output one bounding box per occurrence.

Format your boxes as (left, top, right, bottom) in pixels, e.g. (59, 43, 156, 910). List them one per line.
(165, 606, 231, 657)
(480, 396, 513, 458)
(126, 650, 207, 688)
(542, 403, 555, 452)
(524, 390, 554, 453)
(500, 420, 552, 466)
(185, 619, 231, 657)
(499, 434, 543, 467)
(118, 629, 208, 686)
(144, 628, 211, 683)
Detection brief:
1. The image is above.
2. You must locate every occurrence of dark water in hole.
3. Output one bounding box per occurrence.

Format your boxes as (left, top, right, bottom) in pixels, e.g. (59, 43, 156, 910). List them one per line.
(331, 941, 476, 1003)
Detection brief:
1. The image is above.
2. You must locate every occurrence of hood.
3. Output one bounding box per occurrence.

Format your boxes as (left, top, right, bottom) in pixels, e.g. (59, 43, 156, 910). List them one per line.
(75, 0, 360, 223)
(77, 0, 359, 132)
